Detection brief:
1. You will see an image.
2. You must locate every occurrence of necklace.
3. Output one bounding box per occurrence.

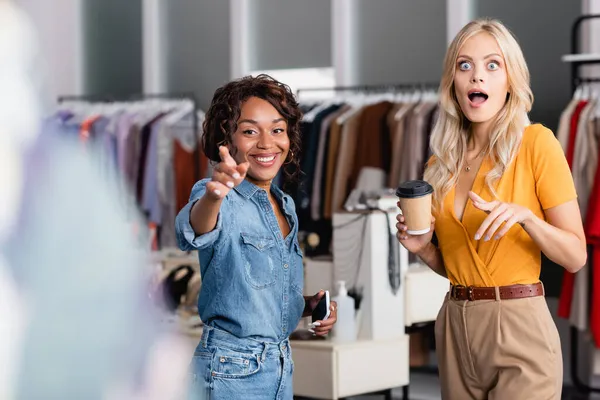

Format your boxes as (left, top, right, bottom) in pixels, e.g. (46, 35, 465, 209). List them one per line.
(464, 150, 486, 172)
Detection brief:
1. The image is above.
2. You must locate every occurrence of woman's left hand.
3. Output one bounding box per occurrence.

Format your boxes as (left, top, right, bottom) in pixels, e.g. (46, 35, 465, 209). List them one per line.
(307, 291, 337, 336)
(468, 191, 534, 241)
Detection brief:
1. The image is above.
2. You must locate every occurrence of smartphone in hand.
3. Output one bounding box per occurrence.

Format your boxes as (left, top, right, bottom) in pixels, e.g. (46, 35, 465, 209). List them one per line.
(311, 290, 330, 323)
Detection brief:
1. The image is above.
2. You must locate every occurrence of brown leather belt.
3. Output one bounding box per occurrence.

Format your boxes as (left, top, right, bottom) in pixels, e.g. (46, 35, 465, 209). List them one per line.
(449, 282, 544, 301)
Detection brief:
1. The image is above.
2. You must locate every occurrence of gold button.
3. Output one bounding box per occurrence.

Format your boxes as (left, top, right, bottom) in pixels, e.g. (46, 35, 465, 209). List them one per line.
(220, 357, 225, 363)
(284, 263, 289, 269)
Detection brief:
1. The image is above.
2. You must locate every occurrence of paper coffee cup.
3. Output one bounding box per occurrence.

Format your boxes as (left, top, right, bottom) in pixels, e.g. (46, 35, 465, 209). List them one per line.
(395, 180, 434, 235)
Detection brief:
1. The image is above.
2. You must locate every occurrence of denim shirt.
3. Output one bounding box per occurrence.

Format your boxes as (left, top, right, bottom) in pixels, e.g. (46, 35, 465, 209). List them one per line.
(175, 178, 305, 341)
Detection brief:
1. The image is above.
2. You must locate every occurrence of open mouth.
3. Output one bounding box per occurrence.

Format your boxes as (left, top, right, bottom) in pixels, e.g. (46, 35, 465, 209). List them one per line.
(468, 90, 489, 106)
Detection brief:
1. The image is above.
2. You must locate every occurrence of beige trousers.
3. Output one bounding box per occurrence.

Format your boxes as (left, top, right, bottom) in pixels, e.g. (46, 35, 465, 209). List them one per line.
(435, 294, 562, 400)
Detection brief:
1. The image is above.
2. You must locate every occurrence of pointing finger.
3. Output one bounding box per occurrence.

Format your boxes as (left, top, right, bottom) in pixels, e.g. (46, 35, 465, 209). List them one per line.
(471, 198, 497, 213)
(468, 191, 485, 203)
(219, 146, 237, 166)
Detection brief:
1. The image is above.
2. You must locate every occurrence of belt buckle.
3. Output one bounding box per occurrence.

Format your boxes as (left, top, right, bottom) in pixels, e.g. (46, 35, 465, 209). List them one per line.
(467, 286, 475, 301)
(452, 285, 464, 299)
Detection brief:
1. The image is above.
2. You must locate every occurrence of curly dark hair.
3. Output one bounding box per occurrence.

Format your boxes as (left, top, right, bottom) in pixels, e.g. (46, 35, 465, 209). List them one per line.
(202, 74, 303, 186)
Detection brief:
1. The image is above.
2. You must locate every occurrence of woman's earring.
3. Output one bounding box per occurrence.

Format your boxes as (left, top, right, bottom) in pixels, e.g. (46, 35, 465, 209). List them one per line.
(284, 150, 294, 165)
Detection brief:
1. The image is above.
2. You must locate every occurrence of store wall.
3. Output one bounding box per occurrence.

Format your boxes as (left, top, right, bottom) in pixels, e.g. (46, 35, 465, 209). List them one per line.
(83, 0, 143, 98)
(353, 0, 447, 86)
(15, 0, 85, 106)
(248, 0, 331, 71)
(164, 1, 230, 111)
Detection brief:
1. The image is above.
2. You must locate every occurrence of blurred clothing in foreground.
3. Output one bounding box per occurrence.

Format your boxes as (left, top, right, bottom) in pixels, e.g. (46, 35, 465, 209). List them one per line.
(0, 2, 190, 399)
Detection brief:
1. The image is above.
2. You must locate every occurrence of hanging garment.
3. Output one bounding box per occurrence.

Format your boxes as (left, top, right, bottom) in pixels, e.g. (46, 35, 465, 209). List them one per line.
(568, 100, 598, 330)
(349, 101, 394, 190)
(557, 97, 580, 151)
(297, 105, 342, 219)
(311, 105, 350, 221)
(387, 102, 415, 188)
(294, 91, 440, 258)
(558, 100, 590, 321)
(585, 137, 600, 347)
(323, 112, 347, 219)
(52, 100, 203, 251)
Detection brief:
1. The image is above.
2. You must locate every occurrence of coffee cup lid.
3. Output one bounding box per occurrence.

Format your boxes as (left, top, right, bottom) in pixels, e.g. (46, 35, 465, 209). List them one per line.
(396, 180, 434, 199)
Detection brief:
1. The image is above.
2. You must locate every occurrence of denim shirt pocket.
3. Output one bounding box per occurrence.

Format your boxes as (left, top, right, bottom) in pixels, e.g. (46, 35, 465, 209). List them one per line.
(240, 233, 277, 289)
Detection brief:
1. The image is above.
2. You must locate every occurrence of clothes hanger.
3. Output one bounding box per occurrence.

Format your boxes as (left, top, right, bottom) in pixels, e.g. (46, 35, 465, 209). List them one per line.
(392, 88, 403, 103)
(426, 88, 437, 103)
(410, 87, 421, 103)
(583, 83, 591, 101)
(574, 84, 583, 101)
(164, 100, 194, 125)
(103, 102, 128, 134)
(381, 86, 395, 102)
(103, 101, 123, 119)
(593, 83, 600, 118)
(302, 96, 337, 122)
(336, 91, 366, 125)
(166, 100, 198, 149)
(82, 101, 102, 120)
(57, 100, 81, 116)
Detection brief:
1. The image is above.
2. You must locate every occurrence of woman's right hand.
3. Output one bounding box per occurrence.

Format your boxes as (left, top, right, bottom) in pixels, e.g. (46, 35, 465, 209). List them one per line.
(206, 146, 250, 200)
(395, 202, 435, 255)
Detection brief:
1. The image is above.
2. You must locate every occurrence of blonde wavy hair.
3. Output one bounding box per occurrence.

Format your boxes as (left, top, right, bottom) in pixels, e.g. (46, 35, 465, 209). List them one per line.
(424, 18, 533, 211)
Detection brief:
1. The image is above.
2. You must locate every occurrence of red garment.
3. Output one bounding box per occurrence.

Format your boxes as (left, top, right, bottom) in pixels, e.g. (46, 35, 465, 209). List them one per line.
(199, 149, 209, 179)
(558, 100, 589, 319)
(585, 138, 600, 347)
(148, 222, 158, 251)
(590, 249, 600, 347)
(80, 116, 100, 143)
(174, 139, 197, 215)
(566, 101, 588, 165)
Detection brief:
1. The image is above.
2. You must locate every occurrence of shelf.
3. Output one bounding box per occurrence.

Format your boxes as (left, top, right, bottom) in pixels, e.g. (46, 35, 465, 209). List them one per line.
(562, 53, 600, 63)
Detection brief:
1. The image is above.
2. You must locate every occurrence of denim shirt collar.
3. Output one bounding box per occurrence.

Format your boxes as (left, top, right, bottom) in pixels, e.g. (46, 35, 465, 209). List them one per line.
(234, 179, 292, 211)
(233, 179, 261, 199)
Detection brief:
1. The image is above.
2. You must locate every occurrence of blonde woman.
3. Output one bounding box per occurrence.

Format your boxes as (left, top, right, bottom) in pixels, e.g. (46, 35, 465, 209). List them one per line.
(396, 19, 587, 399)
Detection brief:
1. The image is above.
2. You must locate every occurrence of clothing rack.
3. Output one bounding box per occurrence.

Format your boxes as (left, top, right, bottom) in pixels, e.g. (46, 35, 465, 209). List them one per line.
(563, 14, 600, 93)
(295, 83, 440, 395)
(562, 14, 600, 395)
(57, 91, 199, 132)
(56, 92, 201, 181)
(296, 82, 439, 96)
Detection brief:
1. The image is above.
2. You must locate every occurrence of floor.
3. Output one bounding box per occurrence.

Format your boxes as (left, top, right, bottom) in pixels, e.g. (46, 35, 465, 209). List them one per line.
(295, 370, 599, 399)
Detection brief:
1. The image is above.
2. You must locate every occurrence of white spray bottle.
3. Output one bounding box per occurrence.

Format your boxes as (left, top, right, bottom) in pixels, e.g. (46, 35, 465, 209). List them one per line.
(332, 280, 356, 342)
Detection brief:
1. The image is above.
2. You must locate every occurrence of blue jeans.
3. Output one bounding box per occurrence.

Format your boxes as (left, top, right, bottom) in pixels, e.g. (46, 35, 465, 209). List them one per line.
(188, 326, 294, 400)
